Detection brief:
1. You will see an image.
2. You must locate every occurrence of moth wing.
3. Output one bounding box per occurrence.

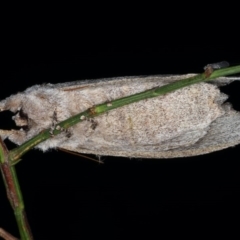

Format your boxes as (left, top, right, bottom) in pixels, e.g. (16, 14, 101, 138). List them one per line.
(56, 75, 239, 159)
(59, 107, 240, 159)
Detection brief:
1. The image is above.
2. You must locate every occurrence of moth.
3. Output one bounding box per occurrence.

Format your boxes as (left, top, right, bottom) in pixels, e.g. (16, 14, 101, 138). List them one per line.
(0, 73, 239, 158)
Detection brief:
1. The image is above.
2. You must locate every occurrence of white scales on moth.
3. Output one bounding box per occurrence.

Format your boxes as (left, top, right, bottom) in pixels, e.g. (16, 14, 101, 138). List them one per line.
(0, 62, 239, 158)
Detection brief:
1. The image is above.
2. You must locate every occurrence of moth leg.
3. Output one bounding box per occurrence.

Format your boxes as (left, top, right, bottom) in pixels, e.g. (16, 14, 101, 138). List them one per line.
(0, 129, 26, 143)
(49, 109, 58, 136)
(88, 118, 98, 130)
(49, 110, 72, 138)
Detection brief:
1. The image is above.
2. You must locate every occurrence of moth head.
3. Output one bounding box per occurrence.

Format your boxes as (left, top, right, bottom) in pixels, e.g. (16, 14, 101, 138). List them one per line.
(0, 86, 61, 145)
(0, 93, 29, 125)
(0, 93, 28, 142)
(0, 93, 23, 113)
(0, 89, 53, 145)
(12, 109, 29, 128)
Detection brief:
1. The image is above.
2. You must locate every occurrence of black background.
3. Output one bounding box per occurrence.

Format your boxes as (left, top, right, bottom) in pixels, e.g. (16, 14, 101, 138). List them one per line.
(1, 45, 240, 239)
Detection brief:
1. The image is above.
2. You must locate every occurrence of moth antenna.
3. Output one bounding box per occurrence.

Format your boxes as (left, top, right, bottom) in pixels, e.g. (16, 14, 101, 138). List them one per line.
(58, 148, 104, 164)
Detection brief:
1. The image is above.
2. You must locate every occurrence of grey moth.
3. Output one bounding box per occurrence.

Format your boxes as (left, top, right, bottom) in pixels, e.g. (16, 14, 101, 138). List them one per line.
(0, 74, 239, 158)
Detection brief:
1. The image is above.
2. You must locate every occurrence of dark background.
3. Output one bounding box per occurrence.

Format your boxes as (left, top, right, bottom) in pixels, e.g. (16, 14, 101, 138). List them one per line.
(1, 45, 240, 239)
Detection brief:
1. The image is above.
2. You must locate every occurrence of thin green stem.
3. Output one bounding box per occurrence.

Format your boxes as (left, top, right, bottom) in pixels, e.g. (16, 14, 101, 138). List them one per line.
(9, 65, 240, 164)
(0, 139, 33, 240)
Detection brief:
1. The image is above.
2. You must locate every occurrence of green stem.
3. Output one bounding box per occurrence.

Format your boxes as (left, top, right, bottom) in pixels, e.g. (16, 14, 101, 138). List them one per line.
(9, 65, 240, 164)
(0, 139, 33, 240)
